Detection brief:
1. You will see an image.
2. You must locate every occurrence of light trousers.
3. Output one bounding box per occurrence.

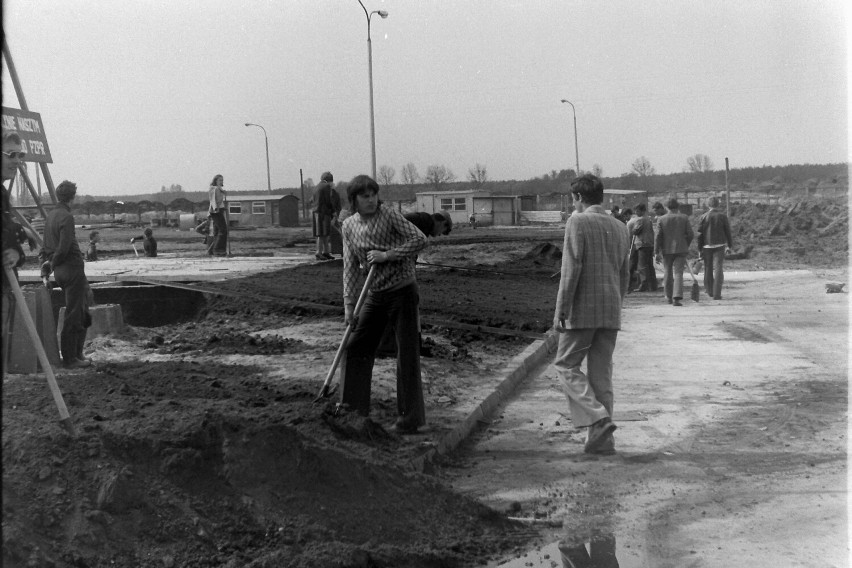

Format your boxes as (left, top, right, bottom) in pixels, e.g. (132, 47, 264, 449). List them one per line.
(553, 328, 618, 427)
(702, 247, 726, 299)
(662, 253, 687, 300)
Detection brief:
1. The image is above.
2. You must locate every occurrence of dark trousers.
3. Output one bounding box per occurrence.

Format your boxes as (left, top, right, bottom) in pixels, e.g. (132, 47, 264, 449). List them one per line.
(702, 247, 726, 299)
(54, 263, 90, 364)
(208, 211, 228, 254)
(341, 282, 425, 426)
(636, 246, 658, 291)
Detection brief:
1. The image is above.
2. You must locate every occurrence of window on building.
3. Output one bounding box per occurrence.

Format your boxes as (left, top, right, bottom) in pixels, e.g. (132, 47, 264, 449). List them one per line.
(229, 203, 242, 214)
(252, 201, 266, 215)
(440, 198, 466, 211)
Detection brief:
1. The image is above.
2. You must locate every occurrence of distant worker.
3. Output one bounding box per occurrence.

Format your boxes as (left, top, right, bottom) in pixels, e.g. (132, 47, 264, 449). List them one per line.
(339, 175, 428, 433)
(130, 227, 158, 257)
(2, 131, 33, 374)
(553, 174, 630, 455)
(85, 230, 100, 262)
(404, 210, 453, 237)
(626, 203, 657, 292)
(313, 171, 339, 260)
(655, 197, 694, 307)
(469, 212, 477, 229)
(697, 196, 734, 300)
(43, 181, 93, 369)
(207, 174, 228, 256)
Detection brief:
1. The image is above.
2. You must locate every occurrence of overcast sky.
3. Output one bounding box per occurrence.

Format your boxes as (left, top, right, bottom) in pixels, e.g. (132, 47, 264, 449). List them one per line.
(2, 0, 848, 196)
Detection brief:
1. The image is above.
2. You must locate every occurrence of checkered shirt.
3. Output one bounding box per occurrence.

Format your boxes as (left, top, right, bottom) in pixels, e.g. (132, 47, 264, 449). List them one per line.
(341, 205, 427, 303)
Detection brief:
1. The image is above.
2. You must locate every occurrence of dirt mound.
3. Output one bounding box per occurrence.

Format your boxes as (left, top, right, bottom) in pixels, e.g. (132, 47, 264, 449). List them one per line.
(3, 360, 526, 567)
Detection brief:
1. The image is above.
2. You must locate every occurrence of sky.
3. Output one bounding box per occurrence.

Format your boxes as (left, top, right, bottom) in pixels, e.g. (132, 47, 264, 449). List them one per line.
(2, 0, 848, 197)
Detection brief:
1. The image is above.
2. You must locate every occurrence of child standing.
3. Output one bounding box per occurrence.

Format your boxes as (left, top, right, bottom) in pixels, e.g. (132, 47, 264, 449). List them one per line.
(85, 230, 100, 261)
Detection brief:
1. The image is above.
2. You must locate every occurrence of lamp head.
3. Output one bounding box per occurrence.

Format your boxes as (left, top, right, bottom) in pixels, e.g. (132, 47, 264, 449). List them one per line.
(560, 99, 568, 103)
(244, 123, 251, 126)
(378, 10, 388, 18)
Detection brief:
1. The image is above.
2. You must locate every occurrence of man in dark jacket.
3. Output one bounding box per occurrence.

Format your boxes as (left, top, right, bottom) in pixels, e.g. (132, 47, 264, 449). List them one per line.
(131, 227, 158, 257)
(43, 180, 92, 368)
(697, 196, 733, 300)
(313, 171, 340, 260)
(654, 198, 694, 307)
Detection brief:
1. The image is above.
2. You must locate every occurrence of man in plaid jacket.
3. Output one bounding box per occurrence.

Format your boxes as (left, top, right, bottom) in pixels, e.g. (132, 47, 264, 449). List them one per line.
(554, 174, 630, 455)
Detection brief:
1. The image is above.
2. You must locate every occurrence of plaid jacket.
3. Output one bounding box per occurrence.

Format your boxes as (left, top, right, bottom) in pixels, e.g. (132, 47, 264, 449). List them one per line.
(555, 205, 630, 329)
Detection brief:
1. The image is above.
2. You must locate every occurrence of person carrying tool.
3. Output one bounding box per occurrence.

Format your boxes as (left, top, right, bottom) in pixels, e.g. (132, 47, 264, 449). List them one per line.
(207, 174, 228, 256)
(553, 174, 630, 455)
(405, 210, 453, 237)
(697, 196, 734, 300)
(626, 203, 658, 292)
(654, 197, 693, 307)
(338, 174, 428, 433)
(130, 227, 158, 257)
(43, 180, 93, 369)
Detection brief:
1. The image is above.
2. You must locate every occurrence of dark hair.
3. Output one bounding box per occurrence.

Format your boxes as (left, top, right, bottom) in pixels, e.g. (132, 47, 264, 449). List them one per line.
(2, 131, 22, 145)
(210, 174, 223, 186)
(144, 228, 153, 236)
(570, 174, 604, 205)
(346, 175, 381, 213)
(56, 180, 78, 203)
(652, 201, 665, 212)
(665, 197, 680, 210)
(89, 230, 99, 238)
(622, 208, 633, 218)
(635, 203, 647, 214)
(708, 196, 720, 208)
(432, 211, 453, 235)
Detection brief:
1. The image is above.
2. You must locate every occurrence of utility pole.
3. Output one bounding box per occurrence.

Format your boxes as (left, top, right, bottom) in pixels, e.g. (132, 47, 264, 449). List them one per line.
(725, 157, 730, 218)
(300, 169, 306, 221)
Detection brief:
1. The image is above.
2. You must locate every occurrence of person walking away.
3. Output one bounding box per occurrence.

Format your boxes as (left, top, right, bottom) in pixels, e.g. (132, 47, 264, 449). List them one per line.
(85, 230, 100, 261)
(43, 181, 93, 369)
(2, 131, 33, 374)
(626, 203, 657, 291)
(130, 227, 158, 257)
(313, 172, 337, 260)
(697, 196, 733, 300)
(553, 174, 630, 455)
(207, 174, 228, 256)
(654, 197, 693, 307)
(339, 175, 428, 433)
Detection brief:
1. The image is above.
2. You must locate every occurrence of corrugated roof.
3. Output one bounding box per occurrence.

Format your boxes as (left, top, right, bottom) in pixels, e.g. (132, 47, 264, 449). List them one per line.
(226, 195, 298, 202)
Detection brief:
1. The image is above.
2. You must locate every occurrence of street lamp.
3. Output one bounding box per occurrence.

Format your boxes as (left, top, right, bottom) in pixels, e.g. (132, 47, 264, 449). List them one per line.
(560, 99, 580, 177)
(244, 122, 272, 194)
(357, 1, 388, 180)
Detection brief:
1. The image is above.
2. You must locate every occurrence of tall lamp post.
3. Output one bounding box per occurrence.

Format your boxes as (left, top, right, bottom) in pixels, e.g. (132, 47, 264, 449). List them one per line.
(357, 1, 388, 180)
(244, 122, 272, 194)
(560, 99, 580, 177)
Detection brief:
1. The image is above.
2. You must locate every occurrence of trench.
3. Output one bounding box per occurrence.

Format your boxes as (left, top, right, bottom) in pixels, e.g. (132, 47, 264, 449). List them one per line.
(87, 282, 207, 327)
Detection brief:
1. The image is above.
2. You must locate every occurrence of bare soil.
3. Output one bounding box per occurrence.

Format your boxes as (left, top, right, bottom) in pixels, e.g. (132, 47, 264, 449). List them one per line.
(2, 195, 847, 567)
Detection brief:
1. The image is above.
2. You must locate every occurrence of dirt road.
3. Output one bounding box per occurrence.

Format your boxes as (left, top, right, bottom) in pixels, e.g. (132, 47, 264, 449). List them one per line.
(445, 269, 848, 567)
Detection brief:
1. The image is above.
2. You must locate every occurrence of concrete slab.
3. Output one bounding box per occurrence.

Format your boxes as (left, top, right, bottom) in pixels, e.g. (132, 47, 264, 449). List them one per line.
(18, 250, 322, 283)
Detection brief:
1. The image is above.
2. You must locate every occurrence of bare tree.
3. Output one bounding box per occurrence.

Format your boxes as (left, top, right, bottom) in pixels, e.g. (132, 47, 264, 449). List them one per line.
(467, 163, 487, 187)
(401, 162, 419, 184)
(425, 165, 456, 189)
(631, 156, 656, 177)
(686, 154, 714, 173)
(378, 165, 396, 188)
(591, 164, 604, 177)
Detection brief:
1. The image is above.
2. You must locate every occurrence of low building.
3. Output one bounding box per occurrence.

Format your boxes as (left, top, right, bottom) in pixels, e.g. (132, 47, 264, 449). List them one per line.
(415, 189, 521, 226)
(603, 189, 647, 212)
(225, 194, 300, 227)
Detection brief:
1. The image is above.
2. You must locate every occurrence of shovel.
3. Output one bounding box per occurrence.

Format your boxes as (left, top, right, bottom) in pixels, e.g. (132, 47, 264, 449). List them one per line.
(685, 257, 701, 302)
(314, 264, 377, 402)
(131, 240, 139, 257)
(4, 266, 75, 436)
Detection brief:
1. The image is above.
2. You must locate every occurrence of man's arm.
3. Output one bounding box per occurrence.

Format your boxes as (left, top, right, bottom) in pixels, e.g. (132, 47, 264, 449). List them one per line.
(696, 214, 706, 250)
(51, 212, 75, 267)
(554, 218, 583, 329)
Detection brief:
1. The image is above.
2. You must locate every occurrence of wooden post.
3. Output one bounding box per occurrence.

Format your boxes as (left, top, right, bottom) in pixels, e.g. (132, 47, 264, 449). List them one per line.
(300, 168, 306, 220)
(725, 157, 730, 218)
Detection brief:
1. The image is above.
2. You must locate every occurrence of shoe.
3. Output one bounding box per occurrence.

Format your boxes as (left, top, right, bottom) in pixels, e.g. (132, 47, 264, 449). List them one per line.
(713, 296, 722, 300)
(322, 253, 335, 260)
(315, 253, 324, 261)
(584, 417, 616, 453)
(76, 356, 92, 365)
(394, 415, 419, 434)
(666, 297, 673, 304)
(672, 299, 683, 307)
(589, 433, 616, 455)
(63, 359, 90, 370)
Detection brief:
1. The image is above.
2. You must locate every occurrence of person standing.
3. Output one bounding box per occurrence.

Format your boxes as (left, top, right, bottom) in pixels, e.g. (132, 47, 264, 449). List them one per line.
(626, 203, 658, 292)
(2, 132, 31, 374)
(43, 181, 92, 369)
(207, 174, 228, 256)
(313, 172, 338, 260)
(697, 196, 734, 300)
(85, 230, 100, 261)
(339, 175, 428, 433)
(130, 227, 158, 257)
(655, 197, 694, 307)
(553, 174, 630, 455)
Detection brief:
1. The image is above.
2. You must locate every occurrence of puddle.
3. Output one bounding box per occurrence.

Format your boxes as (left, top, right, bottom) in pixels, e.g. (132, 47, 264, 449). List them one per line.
(488, 534, 644, 568)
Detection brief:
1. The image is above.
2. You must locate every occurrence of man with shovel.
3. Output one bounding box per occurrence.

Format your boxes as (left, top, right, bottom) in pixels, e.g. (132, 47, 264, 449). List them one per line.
(43, 181, 93, 369)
